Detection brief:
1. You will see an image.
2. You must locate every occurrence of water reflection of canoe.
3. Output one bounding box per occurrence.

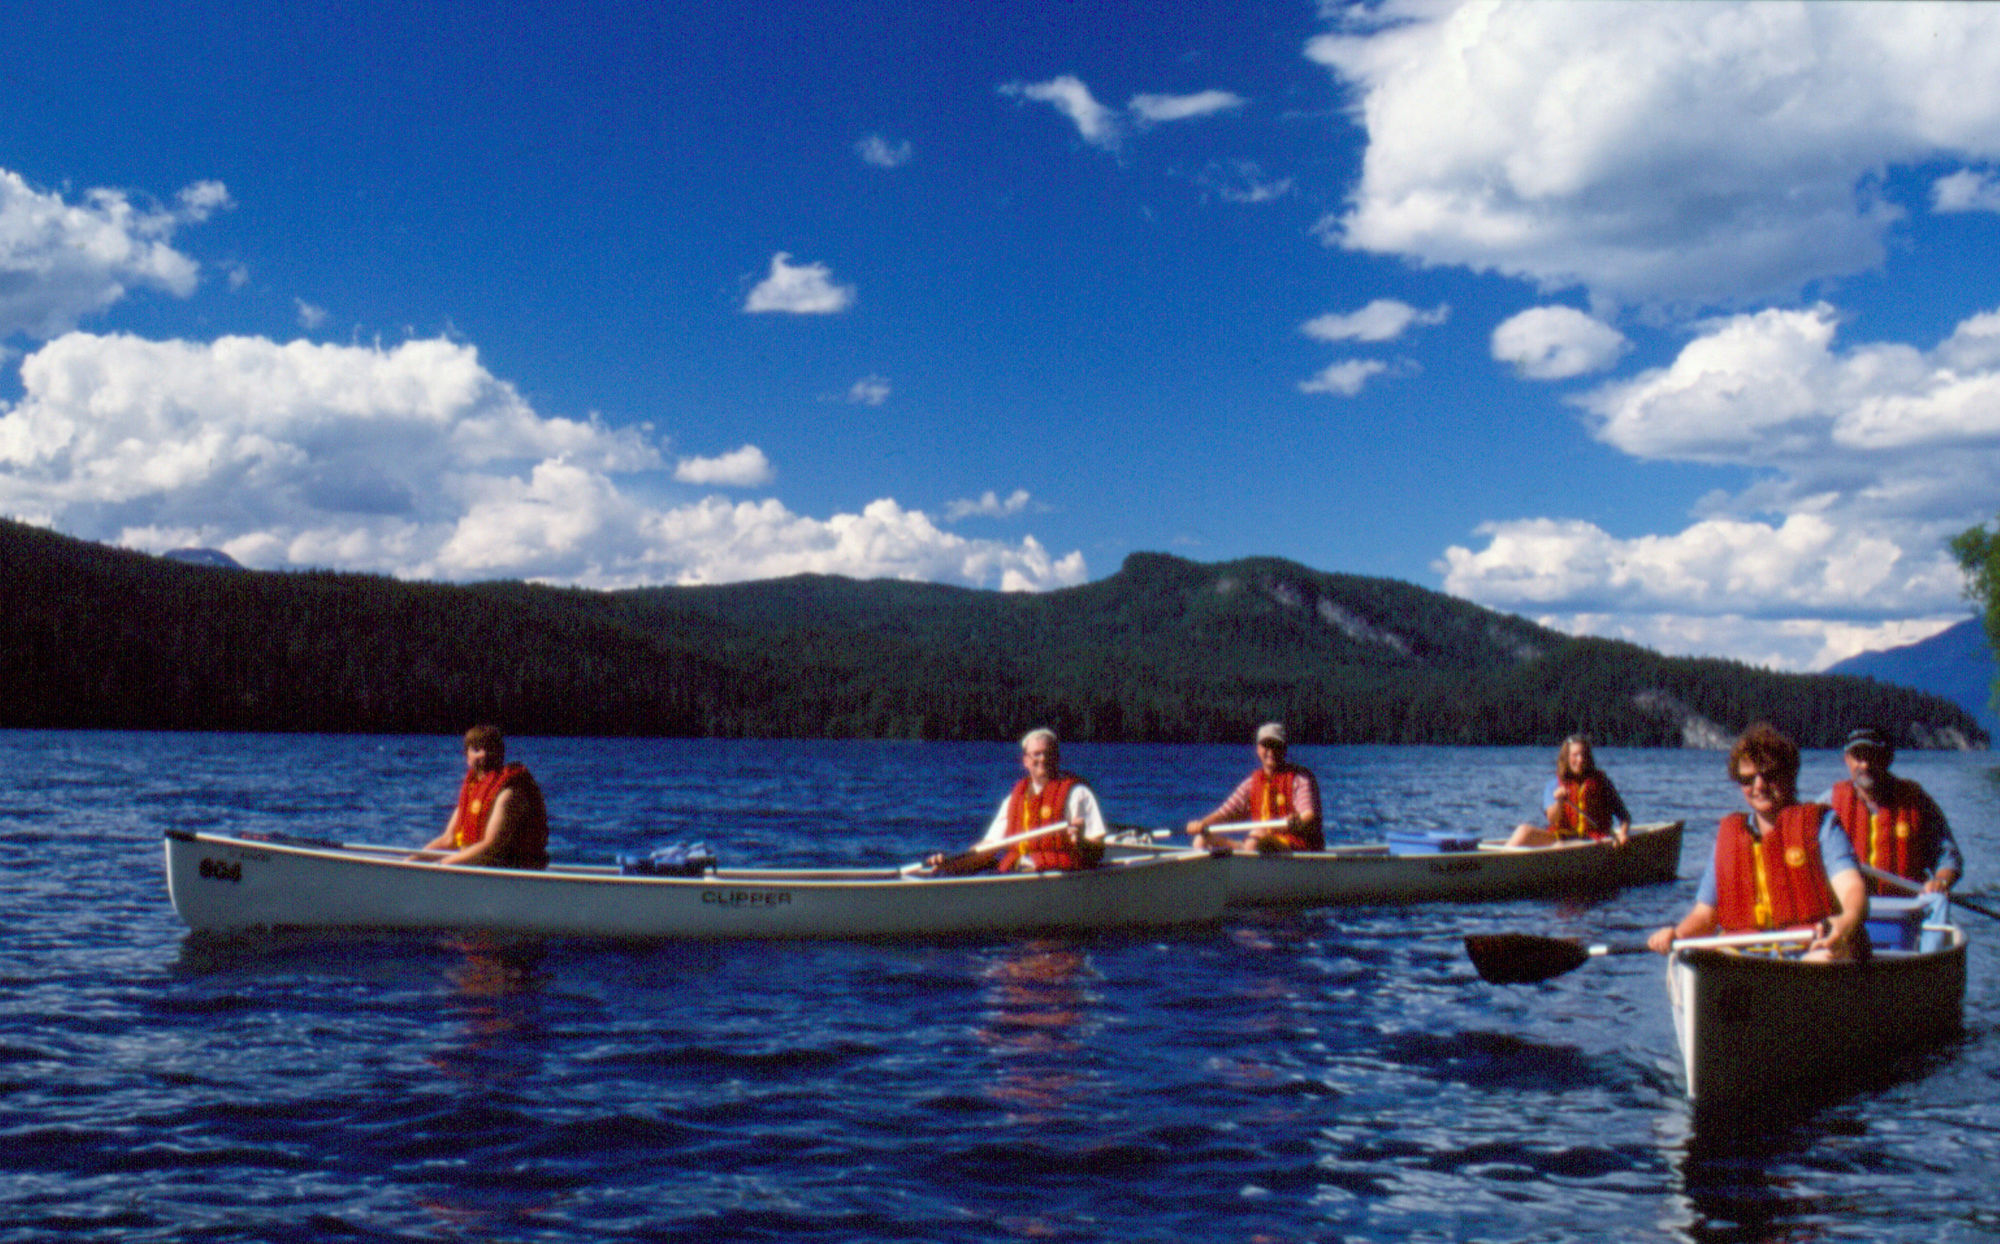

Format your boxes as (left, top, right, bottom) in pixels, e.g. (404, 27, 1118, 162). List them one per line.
(1668, 919, 1968, 1104)
(162, 829, 1226, 939)
(1108, 820, 1683, 907)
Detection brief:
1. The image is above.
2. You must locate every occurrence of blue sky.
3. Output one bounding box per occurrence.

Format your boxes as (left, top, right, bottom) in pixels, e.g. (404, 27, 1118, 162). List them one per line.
(5, 0, 2000, 671)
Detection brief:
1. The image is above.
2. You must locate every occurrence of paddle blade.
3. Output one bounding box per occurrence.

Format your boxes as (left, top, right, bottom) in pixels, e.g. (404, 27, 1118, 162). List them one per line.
(1463, 933, 1593, 984)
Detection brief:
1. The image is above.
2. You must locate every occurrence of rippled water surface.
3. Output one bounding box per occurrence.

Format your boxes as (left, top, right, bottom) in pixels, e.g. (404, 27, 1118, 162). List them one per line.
(4, 732, 1999, 1242)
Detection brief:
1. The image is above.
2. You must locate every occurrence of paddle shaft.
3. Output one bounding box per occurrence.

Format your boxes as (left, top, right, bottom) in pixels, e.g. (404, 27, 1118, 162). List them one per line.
(1583, 927, 1818, 959)
(1587, 927, 1818, 958)
(1668, 928, 1818, 952)
(241, 830, 445, 858)
(908, 820, 1076, 875)
(1859, 862, 1998, 921)
(1466, 927, 1815, 984)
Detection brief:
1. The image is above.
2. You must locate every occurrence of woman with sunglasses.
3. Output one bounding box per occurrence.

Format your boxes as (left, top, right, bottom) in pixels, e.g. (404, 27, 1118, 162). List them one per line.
(1646, 722, 1869, 961)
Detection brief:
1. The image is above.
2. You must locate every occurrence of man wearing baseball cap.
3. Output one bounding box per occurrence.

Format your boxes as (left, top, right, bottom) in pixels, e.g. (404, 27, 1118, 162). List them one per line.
(1818, 727, 1963, 895)
(1185, 723, 1323, 854)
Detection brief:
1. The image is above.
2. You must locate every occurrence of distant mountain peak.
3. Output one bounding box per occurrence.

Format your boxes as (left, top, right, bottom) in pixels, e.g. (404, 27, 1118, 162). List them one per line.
(162, 548, 244, 570)
(1826, 616, 1996, 738)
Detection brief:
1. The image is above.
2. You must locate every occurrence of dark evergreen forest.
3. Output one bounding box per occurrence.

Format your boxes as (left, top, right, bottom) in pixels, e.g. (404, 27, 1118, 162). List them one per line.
(1, 520, 1983, 749)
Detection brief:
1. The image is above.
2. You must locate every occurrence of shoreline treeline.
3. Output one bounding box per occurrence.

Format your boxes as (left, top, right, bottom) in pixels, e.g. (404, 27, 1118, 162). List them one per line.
(2, 520, 1982, 749)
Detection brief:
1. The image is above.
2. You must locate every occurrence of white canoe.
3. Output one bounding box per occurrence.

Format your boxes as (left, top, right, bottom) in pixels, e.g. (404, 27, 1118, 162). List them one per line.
(163, 829, 1227, 939)
(1667, 921, 1968, 1103)
(1108, 820, 1682, 908)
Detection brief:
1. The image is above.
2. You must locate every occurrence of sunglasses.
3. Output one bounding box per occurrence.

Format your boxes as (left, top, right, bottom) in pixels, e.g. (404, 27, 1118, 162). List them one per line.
(1734, 768, 1785, 788)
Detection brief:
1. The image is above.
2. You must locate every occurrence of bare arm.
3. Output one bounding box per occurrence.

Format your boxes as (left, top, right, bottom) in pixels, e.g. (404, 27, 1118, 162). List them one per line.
(437, 788, 528, 866)
(416, 807, 462, 857)
(1817, 868, 1868, 955)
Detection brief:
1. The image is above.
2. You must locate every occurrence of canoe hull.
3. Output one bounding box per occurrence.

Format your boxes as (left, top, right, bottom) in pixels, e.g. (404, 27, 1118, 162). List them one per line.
(1112, 820, 1682, 907)
(163, 830, 1226, 939)
(1668, 929, 1968, 1103)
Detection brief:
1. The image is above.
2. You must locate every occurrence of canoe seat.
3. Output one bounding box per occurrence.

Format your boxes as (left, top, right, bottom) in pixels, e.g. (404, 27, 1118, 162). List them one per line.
(1386, 831, 1481, 856)
(1864, 897, 1926, 951)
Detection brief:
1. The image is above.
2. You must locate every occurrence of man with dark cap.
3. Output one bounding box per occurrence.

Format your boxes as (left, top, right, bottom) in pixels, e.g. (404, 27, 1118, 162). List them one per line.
(1817, 727, 1962, 895)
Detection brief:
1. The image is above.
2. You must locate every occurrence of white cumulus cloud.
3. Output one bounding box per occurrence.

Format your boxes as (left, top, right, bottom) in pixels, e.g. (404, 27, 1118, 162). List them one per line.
(744, 252, 855, 314)
(1003, 75, 1122, 149)
(1933, 167, 2000, 214)
(674, 445, 775, 487)
(847, 375, 891, 406)
(1301, 299, 1448, 343)
(1129, 90, 1245, 124)
(635, 496, 1088, 592)
(1198, 160, 1293, 204)
(944, 488, 1034, 521)
(1442, 302, 2000, 668)
(855, 134, 913, 169)
(1299, 359, 1390, 396)
(0, 331, 1087, 593)
(1491, 305, 1629, 379)
(1307, 1, 2000, 309)
(0, 169, 228, 340)
(1004, 77, 1247, 151)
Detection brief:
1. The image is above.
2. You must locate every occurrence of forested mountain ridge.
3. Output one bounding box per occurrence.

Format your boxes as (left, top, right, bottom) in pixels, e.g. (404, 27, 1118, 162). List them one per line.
(1, 519, 1984, 748)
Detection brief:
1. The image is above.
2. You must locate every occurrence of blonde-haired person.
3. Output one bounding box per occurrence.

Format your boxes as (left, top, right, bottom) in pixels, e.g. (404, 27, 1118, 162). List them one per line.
(1505, 734, 1630, 849)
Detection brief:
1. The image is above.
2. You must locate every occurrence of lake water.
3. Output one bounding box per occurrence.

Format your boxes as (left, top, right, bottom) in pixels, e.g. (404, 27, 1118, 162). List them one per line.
(4, 731, 1999, 1243)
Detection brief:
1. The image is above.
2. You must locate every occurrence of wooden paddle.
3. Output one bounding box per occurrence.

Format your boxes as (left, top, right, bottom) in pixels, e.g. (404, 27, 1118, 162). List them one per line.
(1464, 928, 1816, 985)
(1859, 863, 1999, 921)
(905, 821, 1073, 876)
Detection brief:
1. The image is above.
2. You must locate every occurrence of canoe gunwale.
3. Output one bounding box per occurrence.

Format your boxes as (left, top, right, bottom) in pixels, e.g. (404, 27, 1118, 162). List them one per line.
(163, 828, 1227, 938)
(1106, 819, 1684, 907)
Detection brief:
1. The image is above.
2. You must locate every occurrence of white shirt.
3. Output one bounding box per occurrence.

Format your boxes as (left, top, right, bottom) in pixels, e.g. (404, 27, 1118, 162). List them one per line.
(977, 780, 1108, 847)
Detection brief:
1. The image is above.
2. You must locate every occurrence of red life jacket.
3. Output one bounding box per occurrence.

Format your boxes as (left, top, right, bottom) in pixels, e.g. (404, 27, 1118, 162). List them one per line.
(1247, 766, 1324, 850)
(1830, 779, 1938, 895)
(452, 762, 549, 868)
(1547, 773, 1616, 840)
(998, 774, 1099, 871)
(1712, 803, 1836, 933)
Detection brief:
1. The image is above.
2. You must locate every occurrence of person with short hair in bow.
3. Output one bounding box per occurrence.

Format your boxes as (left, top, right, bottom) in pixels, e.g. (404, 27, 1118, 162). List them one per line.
(417, 724, 550, 869)
(1648, 722, 1867, 961)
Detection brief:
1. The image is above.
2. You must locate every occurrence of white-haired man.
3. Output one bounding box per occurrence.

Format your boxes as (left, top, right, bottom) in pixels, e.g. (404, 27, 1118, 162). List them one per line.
(929, 728, 1107, 873)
